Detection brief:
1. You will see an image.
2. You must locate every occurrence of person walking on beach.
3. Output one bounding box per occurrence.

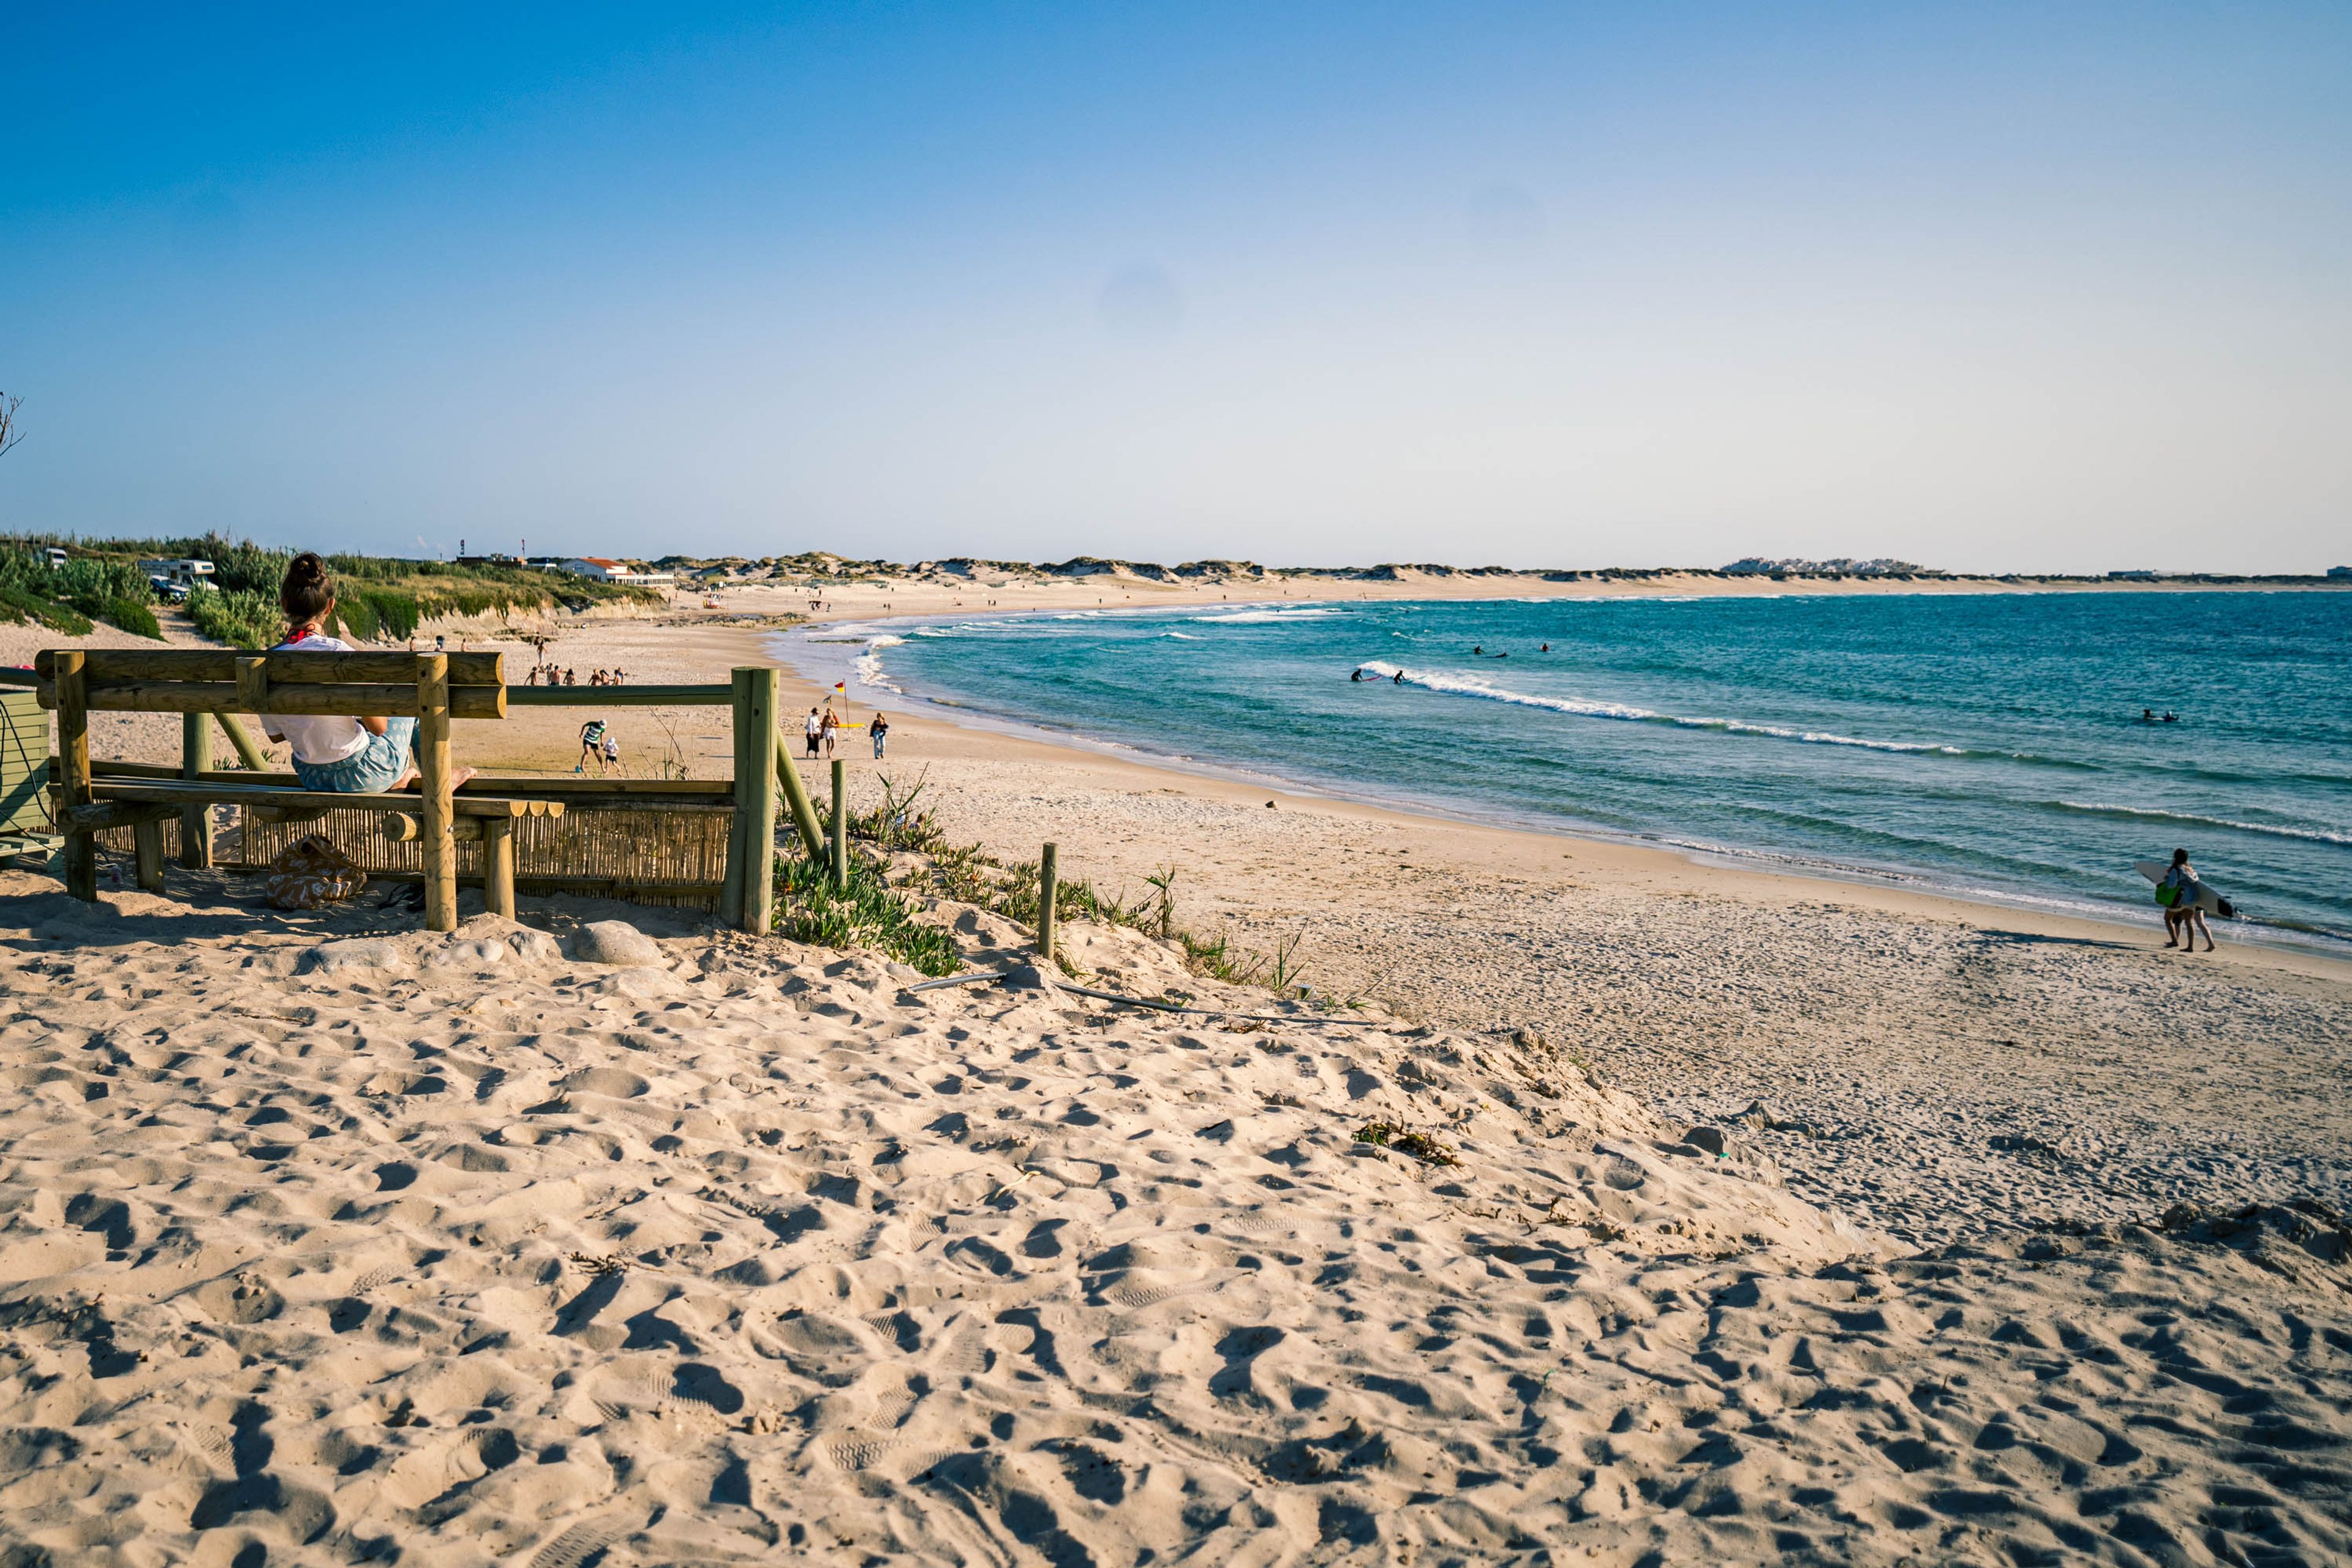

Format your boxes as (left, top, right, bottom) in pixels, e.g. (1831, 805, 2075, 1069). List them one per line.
(804, 706, 823, 758)
(578, 719, 609, 775)
(821, 707, 839, 760)
(870, 711, 889, 760)
(2158, 848, 2216, 952)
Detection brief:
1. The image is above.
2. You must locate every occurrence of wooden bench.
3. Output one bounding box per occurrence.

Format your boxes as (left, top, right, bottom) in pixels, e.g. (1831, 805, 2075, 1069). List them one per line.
(35, 647, 558, 931)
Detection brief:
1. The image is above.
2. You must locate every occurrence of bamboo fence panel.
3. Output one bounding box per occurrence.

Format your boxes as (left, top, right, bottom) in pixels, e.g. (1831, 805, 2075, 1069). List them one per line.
(96, 804, 733, 910)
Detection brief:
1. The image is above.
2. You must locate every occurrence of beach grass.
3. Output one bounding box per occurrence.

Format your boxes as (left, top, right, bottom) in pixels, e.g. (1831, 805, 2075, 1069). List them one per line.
(771, 851, 962, 976)
(829, 786, 1316, 990)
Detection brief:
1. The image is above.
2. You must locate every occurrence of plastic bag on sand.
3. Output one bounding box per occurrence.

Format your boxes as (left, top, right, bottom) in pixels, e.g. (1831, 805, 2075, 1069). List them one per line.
(265, 834, 368, 910)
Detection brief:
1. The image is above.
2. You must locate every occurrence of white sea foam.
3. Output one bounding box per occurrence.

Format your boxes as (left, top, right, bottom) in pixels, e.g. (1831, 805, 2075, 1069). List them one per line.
(2053, 800, 2351, 846)
(1359, 662, 1967, 754)
(1163, 631, 1200, 639)
(1191, 607, 1341, 624)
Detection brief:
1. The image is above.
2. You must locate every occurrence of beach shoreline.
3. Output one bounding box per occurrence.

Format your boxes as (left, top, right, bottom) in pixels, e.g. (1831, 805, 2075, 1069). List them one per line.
(766, 601, 2352, 969)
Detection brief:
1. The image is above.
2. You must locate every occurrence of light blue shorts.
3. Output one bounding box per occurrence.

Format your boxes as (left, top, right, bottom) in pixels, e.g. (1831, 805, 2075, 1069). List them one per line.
(292, 717, 418, 793)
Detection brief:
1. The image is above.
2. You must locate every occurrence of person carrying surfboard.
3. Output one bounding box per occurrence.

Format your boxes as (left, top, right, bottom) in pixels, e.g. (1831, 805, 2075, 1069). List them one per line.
(2158, 848, 2215, 952)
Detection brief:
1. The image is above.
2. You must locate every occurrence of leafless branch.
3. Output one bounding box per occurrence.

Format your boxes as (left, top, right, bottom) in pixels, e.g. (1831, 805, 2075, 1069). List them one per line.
(0, 393, 23, 460)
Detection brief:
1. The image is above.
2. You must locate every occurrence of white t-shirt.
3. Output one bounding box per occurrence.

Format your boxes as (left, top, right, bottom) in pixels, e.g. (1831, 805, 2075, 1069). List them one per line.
(805, 712, 823, 738)
(262, 633, 375, 765)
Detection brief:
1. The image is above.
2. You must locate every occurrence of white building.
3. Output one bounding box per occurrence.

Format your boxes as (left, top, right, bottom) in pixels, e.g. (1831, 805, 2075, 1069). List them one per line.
(559, 557, 676, 587)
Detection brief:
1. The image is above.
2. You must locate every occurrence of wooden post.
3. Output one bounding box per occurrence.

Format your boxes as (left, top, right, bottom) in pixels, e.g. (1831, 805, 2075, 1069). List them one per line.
(179, 712, 213, 868)
(416, 654, 456, 932)
(741, 666, 778, 934)
(829, 759, 848, 892)
(481, 816, 516, 921)
(132, 820, 165, 894)
(55, 650, 95, 902)
(1037, 842, 1058, 963)
(234, 655, 269, 715)
(214, 712, 272, 772)
(772, 729, 828, 867)
(719, 668, 754, 928)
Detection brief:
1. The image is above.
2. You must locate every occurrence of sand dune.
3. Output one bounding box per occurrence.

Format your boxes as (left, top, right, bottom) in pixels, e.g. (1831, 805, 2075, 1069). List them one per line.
(2, 872, 2346, 1565)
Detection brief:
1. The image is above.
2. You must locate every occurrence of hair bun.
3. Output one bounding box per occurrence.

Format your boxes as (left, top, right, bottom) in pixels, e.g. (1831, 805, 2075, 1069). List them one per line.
(280, 551, 336, 624)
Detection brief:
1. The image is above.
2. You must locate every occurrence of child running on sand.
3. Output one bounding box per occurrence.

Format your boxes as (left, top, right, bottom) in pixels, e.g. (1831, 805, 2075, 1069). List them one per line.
(262, 553, 475, 793)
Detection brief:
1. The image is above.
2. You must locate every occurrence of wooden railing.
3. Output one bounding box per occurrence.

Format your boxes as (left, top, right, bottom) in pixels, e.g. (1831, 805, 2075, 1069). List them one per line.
(13, 658, 831, 935)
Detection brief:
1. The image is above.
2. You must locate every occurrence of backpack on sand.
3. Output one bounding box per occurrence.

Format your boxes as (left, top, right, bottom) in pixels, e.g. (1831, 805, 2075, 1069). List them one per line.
(265, 834, 368, 910)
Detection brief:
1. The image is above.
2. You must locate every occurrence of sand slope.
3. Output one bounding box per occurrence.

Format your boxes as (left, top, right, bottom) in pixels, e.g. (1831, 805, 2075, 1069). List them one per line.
(1, 877, 2348, 1566)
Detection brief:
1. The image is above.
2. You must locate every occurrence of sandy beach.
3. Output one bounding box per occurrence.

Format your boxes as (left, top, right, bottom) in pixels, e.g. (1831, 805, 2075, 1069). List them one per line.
(4, 583, 2348, 1564)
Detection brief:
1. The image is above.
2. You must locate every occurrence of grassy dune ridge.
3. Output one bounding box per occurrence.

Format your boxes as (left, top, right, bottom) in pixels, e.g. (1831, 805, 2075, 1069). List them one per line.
(0, 533, 663, 649)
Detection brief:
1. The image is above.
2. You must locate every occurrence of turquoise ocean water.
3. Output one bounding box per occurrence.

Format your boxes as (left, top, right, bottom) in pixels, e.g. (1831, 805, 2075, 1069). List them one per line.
(783, 592, 2352, 949)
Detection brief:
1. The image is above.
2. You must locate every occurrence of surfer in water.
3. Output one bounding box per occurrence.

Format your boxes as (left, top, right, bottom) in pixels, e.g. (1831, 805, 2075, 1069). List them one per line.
(1351, 668, 1364, 682)
(1392, 669, 1404, 684)
(2159, 847, 2215, 952)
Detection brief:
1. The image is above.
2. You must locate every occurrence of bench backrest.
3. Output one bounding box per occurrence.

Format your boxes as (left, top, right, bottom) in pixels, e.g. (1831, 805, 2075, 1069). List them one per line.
(33, 649, 507, 720)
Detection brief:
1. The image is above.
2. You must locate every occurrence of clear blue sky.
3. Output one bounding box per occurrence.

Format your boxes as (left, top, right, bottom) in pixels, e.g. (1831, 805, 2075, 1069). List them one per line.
(5, 2, 2348, 571)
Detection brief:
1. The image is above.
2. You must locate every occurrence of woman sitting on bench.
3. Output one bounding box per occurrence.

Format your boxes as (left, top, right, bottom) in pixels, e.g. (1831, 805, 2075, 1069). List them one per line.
(263, 552, 473, 793)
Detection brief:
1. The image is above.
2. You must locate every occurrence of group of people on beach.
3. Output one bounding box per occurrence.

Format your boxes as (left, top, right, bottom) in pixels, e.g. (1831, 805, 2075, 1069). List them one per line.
(524, 665, 628, 687)
(803, 706, 890, 760)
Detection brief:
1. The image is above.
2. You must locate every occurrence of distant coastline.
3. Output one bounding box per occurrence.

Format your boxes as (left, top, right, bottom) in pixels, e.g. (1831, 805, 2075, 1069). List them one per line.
(643, 549, 2352, 594)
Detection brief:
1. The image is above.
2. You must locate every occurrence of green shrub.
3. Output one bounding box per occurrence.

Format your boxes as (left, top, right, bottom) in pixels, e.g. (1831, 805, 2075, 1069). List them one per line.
(361, 590, 420, 641)
(99, 597, 164, 639)
(162, 534, 289, 596)
(0, 586, 92, 636)
(186, 584, 281, 650)
(52, 555, 154, 611)
(331, 594, 377, 641)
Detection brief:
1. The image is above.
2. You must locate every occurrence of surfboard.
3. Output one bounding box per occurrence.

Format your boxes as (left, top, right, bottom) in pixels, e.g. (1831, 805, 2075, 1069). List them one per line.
(2136, 860, 2233, 916)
